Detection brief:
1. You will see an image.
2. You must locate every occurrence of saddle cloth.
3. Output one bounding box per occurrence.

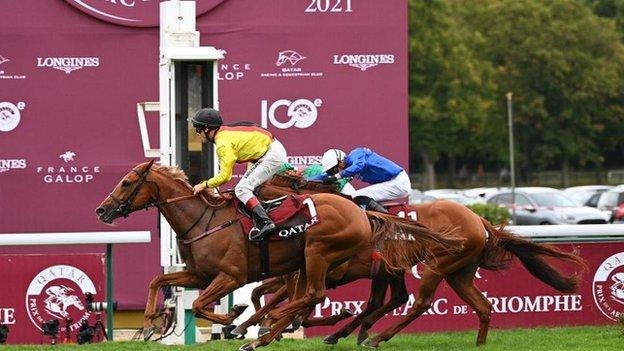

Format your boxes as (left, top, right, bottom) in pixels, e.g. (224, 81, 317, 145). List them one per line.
(238, 194, 320, 241)
(385, 202, 418, 221)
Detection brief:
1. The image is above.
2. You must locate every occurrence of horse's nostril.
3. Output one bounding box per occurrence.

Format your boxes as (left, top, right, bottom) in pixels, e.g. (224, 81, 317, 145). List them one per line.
(95, 207, 106, 215)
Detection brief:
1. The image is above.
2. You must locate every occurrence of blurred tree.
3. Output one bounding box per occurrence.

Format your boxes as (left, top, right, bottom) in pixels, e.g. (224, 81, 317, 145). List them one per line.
(408, 0, 498, 189)
(462, 0, 624, 186)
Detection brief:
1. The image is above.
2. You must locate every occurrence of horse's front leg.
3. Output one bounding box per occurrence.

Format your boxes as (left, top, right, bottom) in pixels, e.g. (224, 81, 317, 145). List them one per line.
(231, 284, 289, 337)
(191, 272, 247, 325)
(143, 271, 204, 338)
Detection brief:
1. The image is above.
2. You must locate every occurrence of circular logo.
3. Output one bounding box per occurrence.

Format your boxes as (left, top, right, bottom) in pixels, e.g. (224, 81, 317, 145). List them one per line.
(592, 252, 624, 321)
(0, 102, 21, 132)
(25, 265, 97, 331)
(64, 0, 227, 27)
(267, 98, 321, 129)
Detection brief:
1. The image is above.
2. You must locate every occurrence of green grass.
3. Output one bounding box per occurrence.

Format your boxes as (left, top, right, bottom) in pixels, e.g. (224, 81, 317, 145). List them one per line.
(4, 325, 622, 351)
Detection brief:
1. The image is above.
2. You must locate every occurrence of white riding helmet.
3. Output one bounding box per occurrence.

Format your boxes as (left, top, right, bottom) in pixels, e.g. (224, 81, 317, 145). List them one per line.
(321, 149, 346, 172)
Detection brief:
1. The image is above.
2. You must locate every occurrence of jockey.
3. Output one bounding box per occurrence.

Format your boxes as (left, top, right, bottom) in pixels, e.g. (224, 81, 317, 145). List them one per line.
(319, 148, 411, 212)
(190, 108, 287, 241)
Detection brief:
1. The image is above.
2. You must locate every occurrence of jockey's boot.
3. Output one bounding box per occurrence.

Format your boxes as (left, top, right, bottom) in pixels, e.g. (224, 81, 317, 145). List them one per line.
(249, 205, 276, 241)
(367, 199, 388, 213)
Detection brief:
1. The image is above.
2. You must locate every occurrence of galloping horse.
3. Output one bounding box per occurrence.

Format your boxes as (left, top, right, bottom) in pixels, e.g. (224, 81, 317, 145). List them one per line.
(243, 173, 586, 348)
(95, 161, 462, 350)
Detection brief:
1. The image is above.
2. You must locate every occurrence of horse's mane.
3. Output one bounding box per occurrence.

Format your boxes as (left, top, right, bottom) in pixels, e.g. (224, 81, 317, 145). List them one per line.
(154, 164, 189, 182)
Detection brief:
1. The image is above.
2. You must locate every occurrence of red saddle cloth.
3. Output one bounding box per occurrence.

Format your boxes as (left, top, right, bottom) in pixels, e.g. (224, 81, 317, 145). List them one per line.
(385, 202, 418, 221)
(239, 195, 320, 240)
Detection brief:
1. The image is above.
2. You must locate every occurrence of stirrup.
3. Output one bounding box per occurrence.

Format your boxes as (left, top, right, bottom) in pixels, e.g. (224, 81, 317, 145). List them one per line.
(248, 227, 262, 241)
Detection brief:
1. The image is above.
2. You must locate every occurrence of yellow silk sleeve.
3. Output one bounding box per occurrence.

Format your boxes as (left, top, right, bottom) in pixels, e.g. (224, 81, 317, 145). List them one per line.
(206, 144, 237, 187)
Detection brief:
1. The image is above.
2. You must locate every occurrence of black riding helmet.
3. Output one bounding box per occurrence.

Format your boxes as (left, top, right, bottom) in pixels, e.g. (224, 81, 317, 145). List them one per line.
(190, 108, 223, 130)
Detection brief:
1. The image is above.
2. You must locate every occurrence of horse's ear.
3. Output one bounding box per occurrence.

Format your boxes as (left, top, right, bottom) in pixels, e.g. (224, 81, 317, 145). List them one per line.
(145, 158, 156, 171)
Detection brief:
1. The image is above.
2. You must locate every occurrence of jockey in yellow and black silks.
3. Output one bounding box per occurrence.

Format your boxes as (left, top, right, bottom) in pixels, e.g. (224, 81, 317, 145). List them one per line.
(190, 108, 287, 241)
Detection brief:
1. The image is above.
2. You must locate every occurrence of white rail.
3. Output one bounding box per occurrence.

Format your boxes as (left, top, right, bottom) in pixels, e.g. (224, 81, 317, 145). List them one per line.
(508, 224, 624, 242)
(0, 231, 151, 246)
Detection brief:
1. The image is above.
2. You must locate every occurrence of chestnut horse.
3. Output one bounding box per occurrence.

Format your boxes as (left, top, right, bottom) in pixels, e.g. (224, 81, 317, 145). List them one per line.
(241, 173, 586, 348)
(94, 161, 462, 350)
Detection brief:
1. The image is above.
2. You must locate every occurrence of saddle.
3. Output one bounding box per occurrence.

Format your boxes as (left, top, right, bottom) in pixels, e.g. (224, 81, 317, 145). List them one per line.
(236, 194, 321, 278)
(236, 194, 320, 241)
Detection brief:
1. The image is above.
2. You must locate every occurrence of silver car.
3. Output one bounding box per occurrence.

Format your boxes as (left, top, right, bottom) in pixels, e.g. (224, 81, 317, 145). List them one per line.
(485, 187, 608, 225)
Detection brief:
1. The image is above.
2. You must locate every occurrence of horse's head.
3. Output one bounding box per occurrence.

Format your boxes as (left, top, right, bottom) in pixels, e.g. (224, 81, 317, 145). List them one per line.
(95, 159, 157, 224)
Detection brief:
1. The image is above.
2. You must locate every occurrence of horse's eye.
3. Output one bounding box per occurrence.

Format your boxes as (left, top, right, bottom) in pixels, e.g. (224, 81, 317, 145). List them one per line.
(121, 180, 131, 188)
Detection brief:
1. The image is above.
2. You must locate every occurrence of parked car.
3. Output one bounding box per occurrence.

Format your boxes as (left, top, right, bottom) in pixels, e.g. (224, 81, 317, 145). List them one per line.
(463, 187, 506, 201)
(428, 192, 483, 205)
(563, 185, 613, 207)
(596, 186, 624, 223)
(409, 190, 437, 205)
(485, 187, 608, 225)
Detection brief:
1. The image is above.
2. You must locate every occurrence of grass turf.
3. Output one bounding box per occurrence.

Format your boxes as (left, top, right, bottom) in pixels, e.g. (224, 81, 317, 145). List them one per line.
(3, 325, 622, 351)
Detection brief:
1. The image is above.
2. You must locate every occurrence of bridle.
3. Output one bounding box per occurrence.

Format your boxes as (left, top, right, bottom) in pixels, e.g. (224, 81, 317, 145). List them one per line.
(106, 162, 238, 244)
(107, 165, 155, 218)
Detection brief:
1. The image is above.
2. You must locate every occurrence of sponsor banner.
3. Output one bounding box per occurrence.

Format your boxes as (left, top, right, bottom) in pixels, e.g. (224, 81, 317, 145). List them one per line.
(1, 0, 407, 309)
(304, 242, 624, 336)
(0, 254, 105, 344)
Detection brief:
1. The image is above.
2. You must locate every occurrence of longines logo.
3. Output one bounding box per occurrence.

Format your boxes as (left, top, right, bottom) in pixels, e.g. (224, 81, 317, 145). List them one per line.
(593, 252, 624, 321)
(261, 98, 322, 129)
(260, 50, 323, 79)
(36, 151, 101, 184)
(0, 101, 26, 132)
(0, 159, 27, 174)
(25, 265, 96, 332)
(332, 54, 395, 71)
(37, 57, 100, 74)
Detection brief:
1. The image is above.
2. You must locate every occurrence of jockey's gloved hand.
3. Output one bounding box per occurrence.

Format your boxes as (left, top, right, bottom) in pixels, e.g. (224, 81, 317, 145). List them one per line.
(322, 175, 338, 185)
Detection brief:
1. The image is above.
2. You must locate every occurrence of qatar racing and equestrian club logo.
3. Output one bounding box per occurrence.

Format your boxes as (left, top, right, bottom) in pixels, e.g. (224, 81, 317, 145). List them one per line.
(26, 265, 96, 332)
(593, 252, 624, 321)
(276, 50, 306, 67)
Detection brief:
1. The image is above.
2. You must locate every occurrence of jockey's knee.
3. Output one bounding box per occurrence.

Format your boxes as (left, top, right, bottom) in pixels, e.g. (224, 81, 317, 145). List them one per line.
(234, 184, 253, 203)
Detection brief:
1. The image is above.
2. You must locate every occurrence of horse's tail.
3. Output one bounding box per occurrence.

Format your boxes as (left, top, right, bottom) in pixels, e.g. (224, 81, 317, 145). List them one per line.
(367, 212, 464, 272)
(479, 218, 586, 293)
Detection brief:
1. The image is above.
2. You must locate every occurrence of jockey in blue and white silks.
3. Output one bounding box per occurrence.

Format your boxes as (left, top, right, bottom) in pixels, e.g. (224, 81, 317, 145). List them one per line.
(317, 147, 411, 212)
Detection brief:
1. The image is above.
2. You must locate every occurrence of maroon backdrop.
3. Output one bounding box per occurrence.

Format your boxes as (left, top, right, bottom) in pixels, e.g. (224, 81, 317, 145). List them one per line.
(0, 254, 106, 344)
(0, 1, 407, 309)
(305, 243, 624, 336)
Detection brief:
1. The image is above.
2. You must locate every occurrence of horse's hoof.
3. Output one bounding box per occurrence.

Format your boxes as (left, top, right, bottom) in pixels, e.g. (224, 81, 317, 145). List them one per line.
(143, 327, 155, 341)
(230, 325, 247, 337)
(232, 303, 249, 315)
(341, 308, 355, 316)
(357, 331, 370, 345)
(362, 338, 379, 349)
(222, 324, 238, 340)
(238, 342, 255, 351)
(258, 327, 271, 337)
(323, 335, 339, 345)
(276, 333, 283, 341)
